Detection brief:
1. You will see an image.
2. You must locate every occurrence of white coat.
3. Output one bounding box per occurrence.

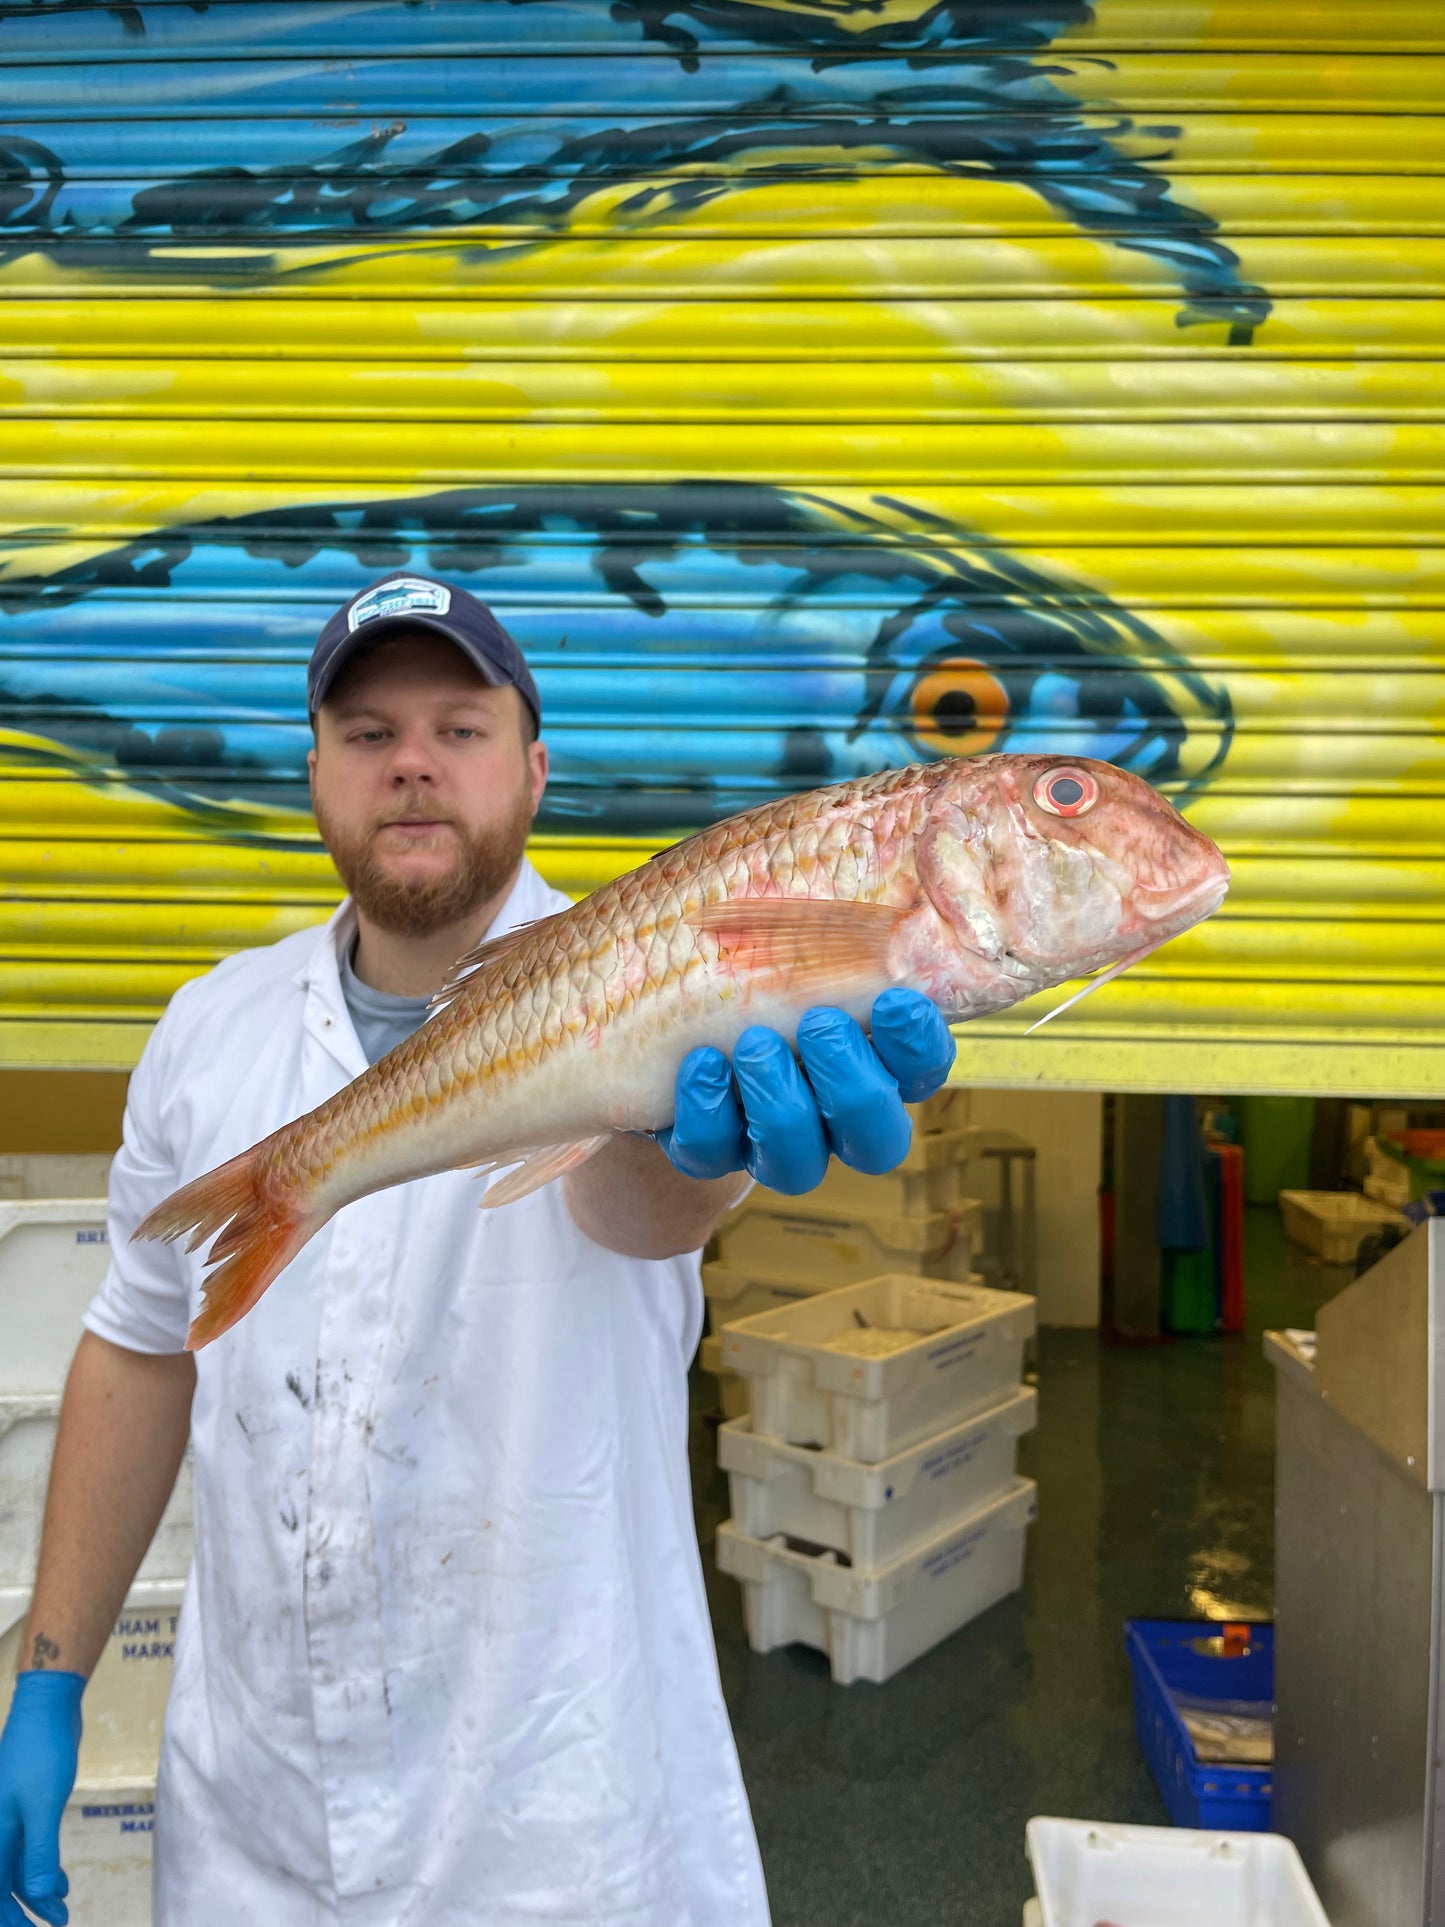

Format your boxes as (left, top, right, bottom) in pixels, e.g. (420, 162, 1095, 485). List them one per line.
(84, 859, 770, 1927)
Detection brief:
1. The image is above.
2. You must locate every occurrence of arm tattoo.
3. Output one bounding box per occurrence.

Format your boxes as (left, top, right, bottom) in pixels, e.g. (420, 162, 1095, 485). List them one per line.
(29, 1632, 61, 1670)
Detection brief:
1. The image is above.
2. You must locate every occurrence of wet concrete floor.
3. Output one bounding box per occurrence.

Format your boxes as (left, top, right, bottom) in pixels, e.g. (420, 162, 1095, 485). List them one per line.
(691, 1205, 1357, 1927)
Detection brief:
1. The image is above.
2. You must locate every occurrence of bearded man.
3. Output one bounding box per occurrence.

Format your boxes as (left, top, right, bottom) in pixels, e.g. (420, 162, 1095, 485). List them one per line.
(0, 576, 954, 1927)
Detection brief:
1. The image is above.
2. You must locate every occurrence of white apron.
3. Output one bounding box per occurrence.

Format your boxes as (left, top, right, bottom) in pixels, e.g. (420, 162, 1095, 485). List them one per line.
(84, 861, 770, 1927)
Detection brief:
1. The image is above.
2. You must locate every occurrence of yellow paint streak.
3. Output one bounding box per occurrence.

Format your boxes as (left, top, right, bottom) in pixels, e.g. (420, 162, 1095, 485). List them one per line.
(6, 355, 1442, 422)
(7, 233, 1442, 307)
(1045, 50, 1443, 112)
(3, 418, 1436, 486)
(7, 297, 1444, 369)
(1075, 1, 1445, 51)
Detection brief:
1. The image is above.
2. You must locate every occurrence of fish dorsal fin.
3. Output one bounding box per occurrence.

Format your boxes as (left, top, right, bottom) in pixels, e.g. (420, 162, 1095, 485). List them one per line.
(467, 1135, 612, 1209)
(683, 897, 905, 993)
(429, 912, 565, 1015)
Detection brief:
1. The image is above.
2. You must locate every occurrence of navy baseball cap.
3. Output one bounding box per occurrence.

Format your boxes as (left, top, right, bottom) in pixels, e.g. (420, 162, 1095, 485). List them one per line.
(308, 573, 541, 732)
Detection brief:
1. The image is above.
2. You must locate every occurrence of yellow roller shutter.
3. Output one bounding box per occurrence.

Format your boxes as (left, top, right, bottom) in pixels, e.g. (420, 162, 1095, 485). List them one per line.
(0, 0, 1440, 1093)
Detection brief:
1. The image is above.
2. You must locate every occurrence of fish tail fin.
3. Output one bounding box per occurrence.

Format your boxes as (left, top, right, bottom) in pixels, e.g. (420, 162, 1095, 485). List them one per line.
(133, 1142, 317, 1351)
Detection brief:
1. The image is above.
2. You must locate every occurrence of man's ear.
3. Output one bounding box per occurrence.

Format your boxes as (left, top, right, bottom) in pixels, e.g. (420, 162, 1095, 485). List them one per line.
(527, 736, 549, 814)
(306, 742, 318, 793)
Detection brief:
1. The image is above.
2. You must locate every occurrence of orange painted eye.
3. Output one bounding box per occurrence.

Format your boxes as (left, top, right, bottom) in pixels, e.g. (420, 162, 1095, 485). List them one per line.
(909, 659, 1009, 758)
(1034, 766, 1099, 818)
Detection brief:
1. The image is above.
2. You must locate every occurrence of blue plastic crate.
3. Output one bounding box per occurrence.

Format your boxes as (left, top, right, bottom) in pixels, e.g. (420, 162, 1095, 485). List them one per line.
(1124, 1618, 1273, 1831)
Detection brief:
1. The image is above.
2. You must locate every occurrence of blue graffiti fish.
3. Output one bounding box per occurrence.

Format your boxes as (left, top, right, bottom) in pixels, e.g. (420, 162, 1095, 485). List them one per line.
(0, 0, 1268, 336)
(0, 484, 1232, 837)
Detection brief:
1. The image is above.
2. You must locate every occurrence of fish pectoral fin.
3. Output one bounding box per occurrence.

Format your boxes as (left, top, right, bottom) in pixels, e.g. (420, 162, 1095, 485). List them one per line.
(683, 897, 906, 991)
(471, 1134, 613, 1210)
(429, 910, 569, 1015)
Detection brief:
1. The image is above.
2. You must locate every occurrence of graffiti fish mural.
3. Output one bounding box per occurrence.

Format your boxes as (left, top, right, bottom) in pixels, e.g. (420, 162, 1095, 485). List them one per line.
(0, 484, 1234, 834)
(0, 0, 1441, 1088)
(0, 2, 1270, 339)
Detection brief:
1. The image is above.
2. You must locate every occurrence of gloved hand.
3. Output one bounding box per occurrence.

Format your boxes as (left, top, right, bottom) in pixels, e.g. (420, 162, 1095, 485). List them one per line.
(660, 987, 956, 1194)
(0, 1670, 84, 1927)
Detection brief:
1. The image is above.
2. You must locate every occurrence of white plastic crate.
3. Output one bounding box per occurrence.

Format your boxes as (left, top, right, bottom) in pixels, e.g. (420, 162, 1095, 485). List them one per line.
(0, 1179, 111, 1395)
(1278, 1188, 1404, 1265)
(720, 1274, 1035, 1462)
(1362, 1137, 1411, 1209)
(699, 1334, 749, 1420)
(908, 1089, 971, 1134)
(0, 1395, 193, 1590)
(0, 1578, 183, 1784)
(0, 1154, 113, 1200)
(702, 1259, 841, 1335)
(1363, 1171, 1410, 1210)
(716, 1476, 1035, 1685)
(1025, 1817, 1331, 1927)
(61, 1780, 156, 1927)
(715, 1195, 982, 1287)
(768, 1127, 982, 1219)
(718, 1384, 1036, 1569)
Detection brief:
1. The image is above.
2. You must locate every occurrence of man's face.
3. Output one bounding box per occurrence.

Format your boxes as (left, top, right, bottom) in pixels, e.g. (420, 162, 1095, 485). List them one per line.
(308, 632, 547, 938)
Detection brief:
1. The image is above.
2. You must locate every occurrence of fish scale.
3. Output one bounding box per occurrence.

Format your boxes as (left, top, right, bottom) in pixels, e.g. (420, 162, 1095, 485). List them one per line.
(137, 753, 1228, 1349)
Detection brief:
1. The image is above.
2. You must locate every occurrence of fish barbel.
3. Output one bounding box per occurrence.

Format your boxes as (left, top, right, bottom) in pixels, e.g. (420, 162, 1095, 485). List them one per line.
(137, 754, 1229, 1348)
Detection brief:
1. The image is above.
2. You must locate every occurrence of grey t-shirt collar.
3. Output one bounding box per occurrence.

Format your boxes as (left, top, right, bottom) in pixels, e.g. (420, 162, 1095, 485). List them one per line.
(337, 936, 434, 1067)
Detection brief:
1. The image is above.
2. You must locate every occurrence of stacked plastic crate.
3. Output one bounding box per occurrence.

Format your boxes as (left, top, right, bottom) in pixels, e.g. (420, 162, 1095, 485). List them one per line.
(0, 1157, 191, 1927)
(699, 1089, 981, 1417)
(704, 1098, 1040, 1686)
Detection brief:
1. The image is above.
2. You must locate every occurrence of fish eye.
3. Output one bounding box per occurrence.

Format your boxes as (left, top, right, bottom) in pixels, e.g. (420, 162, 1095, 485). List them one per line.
(908, 659, 1010, 758)
(1034, 766, 1099, 817)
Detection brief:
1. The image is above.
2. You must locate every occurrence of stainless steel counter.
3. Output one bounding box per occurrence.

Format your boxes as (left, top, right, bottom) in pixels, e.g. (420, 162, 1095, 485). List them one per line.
(1267, 1217, 1445, 1927)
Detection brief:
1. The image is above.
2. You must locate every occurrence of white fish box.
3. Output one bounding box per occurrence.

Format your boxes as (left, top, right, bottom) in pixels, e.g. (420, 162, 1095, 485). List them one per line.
(0, 1154, 113, 1200)
(0, 1194, 112, 1397)
(1278, 1188, 1405, 1266)
(718, 1384, 1037, 1569)
(0, 1395, 193, 1590)
(1364, 1170, 1411, 1210)
(1362, 1136, 1411, 1209)
(764, 1126, 982, 1220)
(907, 1089, 971, 1134)
(699, 1334, 749, 1420)
(702, 1259, 843, 1334)
(715, 1195, 982, 1288)
(1025, 1817, 1331, 1927)
(716, 1476, 1035, 1685)
(0, 1578, 183, 1785)
(720, 1274, 1035, 1462)
(62, 1781, 156, 1927)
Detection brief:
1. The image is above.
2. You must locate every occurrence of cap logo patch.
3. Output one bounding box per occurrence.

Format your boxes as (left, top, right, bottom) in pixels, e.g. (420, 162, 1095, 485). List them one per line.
(347, 577, 451, 632)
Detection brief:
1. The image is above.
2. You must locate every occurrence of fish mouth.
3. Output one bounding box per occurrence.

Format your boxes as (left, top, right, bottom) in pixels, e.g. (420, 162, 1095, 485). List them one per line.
(1140, 866, 1230, 927)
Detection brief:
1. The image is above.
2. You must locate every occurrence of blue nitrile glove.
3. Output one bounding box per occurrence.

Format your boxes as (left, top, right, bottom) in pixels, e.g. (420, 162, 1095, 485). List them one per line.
(0, 1671, 84, 1927)
(660, 987, 956, 1194)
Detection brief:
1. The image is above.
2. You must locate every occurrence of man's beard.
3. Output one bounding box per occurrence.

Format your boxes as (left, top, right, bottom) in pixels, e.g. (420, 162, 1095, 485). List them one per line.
(315, 783, 535, 939)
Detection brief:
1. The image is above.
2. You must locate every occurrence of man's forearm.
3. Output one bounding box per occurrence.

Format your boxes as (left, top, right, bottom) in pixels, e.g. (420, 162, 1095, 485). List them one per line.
(565, 1133, 749, 1259)
(21, 1331, 195, 1679)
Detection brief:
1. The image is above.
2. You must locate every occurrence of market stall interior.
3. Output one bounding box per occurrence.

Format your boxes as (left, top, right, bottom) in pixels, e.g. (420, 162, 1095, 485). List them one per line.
(687, 1088, 1437, 1924)
(2, 1078, 1431, 1924)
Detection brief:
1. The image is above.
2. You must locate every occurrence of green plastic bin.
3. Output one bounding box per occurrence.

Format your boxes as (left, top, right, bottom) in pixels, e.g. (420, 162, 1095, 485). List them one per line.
(1237, 1096, 1314, 1207)
(1162, 1248, 1217, 1336)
